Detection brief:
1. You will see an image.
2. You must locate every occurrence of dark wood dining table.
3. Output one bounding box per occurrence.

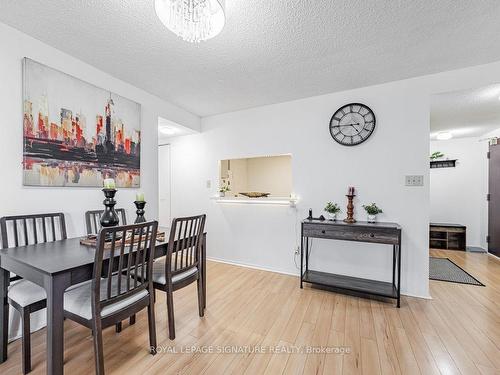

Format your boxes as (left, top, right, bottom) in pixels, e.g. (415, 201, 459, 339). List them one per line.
(0, 230, 206, 375)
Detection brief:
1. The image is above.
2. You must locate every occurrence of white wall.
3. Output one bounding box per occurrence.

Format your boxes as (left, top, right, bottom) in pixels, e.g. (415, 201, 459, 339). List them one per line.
(170, 60, 500, 299)
(246, 155, 292, 196)
(0, 22, 200, 237)
(430, 137, 487, 248)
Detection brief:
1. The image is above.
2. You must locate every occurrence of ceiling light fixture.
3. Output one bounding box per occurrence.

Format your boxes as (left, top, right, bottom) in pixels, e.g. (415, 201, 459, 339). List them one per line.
(436, 131, 452, 141)
(154, 0, 225, 43)
(159, 126, 178, 136)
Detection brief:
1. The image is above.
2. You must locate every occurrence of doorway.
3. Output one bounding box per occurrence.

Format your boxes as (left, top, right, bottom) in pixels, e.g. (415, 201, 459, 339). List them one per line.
(158, 143, 171, 227)
(430, 84, 500, 256)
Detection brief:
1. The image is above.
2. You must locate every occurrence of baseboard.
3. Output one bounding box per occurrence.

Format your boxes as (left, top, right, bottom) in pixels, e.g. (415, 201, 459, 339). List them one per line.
(206, 256, 432, 300)
(206, 256, 298, 277)
(466, 246, 487, 253)
(403, 292, 432, 300)
(488, 252, 500, 261)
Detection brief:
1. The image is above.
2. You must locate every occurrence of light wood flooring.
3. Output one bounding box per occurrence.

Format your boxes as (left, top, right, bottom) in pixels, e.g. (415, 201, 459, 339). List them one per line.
(1, 249, 499, 374)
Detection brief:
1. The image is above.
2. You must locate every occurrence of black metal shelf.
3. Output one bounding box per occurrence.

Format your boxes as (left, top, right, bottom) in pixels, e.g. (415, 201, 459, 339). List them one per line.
(302, 270, 398, 299)
(430, 159, 457, 169)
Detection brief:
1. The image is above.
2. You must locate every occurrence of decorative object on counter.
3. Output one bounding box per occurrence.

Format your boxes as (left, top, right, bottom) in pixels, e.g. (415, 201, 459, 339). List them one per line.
(219, 183, 230, 197)
(344, 191, 356, 224)
(81, 229, 167, 248)
(363, 203, 383, 223)
(430, 151, 445, 160)
(134, 200, 147, 224)
(348, 186, 355, 195)
(324, 202, 341, 221)
(239, 192, 271, 198)
(103, 178, 116, 189)
(100, 184, 120, 240)
(308, 209, 313, 220)
(318, 215, 326, 221)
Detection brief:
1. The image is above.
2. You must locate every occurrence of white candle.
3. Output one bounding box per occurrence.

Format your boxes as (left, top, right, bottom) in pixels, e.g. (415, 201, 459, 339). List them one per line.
(103, 178, 116, 189)
(136, 192, 145, 202)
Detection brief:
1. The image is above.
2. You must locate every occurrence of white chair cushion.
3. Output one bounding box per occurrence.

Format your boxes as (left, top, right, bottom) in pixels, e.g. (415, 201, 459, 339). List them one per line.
(64, 275, 148, 320)
(151, 258, 198, 285)
(8, 280, 46, 307)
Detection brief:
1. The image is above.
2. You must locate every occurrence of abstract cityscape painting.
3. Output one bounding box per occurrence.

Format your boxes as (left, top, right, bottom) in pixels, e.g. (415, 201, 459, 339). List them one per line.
(22, 58, 141, 187)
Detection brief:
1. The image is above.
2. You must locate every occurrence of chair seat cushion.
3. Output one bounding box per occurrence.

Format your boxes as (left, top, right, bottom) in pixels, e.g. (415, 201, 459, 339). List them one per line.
(64, 275, 148, 320)
(8, 280, 46, 307)
(151, 259, 198, 285)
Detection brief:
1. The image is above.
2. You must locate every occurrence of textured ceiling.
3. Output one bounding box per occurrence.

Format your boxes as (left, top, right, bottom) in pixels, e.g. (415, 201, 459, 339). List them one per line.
(431, 84, 500, 139)
(1, 0, 500, 117)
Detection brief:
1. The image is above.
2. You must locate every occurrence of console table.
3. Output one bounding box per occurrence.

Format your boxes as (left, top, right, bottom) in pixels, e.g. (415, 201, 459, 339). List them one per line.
(300, 219, 402, 307)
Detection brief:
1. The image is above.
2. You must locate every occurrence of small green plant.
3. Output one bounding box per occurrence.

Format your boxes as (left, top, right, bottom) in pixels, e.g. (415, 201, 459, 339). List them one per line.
(324, 202, 342, 214)
(363, 203, 383, 215)
(430, 151, 444, 160)
(219, 183, 230, 193)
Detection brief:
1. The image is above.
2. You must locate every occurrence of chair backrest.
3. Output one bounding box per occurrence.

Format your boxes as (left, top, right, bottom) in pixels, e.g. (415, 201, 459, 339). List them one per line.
(93, 221, 158, 316)
(0, 212, 67, 249)
(166, 215, 206, 280)
(0, 212, 67, 282)
(85, 209, 127, 235)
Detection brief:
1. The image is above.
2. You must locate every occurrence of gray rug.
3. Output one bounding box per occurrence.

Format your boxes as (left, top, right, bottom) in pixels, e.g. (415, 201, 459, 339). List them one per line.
(429, 257, 484, 286)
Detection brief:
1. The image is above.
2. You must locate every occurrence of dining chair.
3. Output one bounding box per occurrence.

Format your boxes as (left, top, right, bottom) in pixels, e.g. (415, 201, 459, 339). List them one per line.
(63, 221, 158, 375)
(85, 208, 131, 332)
(0, 212, 66, 374)
(85, 209, 127, 235)
(151, 214, 206, 340)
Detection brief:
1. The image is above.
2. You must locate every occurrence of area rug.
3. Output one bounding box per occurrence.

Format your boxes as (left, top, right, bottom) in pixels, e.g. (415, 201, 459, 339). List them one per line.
(429, 257, 484, 286)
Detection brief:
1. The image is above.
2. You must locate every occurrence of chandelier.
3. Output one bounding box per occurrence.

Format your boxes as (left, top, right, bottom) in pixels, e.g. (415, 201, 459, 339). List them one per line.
(154, 0, 225, 43)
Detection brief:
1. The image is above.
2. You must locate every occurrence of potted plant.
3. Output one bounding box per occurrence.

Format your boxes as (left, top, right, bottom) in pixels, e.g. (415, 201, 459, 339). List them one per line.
(362, 203, 383, 223)
(219, 184, 230, 197)
(324, 202, 341, 221)
(430, 151, 445, 160)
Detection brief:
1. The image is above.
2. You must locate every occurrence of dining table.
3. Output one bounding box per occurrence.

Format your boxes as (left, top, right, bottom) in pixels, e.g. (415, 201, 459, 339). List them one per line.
(0, 229, 207, 375)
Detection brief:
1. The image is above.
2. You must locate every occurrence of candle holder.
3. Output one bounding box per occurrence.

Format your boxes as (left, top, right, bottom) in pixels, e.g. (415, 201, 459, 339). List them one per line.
(134, 200, 147, 224)
(343, 194, 356, 224)
(100, 188, 120, 241)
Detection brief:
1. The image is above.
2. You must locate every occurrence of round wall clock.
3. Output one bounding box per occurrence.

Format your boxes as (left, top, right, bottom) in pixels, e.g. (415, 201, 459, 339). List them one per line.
(329, 103, 376, 146)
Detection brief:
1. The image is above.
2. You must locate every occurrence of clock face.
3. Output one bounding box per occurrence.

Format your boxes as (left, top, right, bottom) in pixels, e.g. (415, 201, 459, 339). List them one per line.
(329, 103, 376, 146)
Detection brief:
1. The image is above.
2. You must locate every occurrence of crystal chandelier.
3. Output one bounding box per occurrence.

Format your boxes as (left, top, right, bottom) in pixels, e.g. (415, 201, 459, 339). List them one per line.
(154, 0, 225, 43)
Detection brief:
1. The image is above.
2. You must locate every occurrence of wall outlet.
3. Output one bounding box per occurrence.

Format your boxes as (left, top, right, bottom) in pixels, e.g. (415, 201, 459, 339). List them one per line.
(405, 175, 424, 186)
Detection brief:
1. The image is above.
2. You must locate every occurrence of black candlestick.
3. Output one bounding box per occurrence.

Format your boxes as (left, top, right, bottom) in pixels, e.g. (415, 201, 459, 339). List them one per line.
(100, 189, 119, 240)
(134, 200, 146, 224)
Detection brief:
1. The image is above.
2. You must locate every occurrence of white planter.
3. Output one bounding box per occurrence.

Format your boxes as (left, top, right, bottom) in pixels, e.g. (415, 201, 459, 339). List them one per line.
(367, 214, 377, 223)
(327, 212, 337, 221)
(219, 191, 225, 197)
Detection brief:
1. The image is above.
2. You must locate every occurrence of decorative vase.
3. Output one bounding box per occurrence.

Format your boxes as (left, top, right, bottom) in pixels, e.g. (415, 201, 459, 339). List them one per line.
(100, 189, 119, 240)
(343, 194, 356, 223)
(134, 200, 147, 224)
(367, 214, 377, 223)
(327, 213, 337, 221)
(219, 191, 225, 197)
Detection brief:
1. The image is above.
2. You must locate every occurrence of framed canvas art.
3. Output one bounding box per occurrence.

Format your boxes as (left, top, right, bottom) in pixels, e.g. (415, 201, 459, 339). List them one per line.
(22, 58, 141, 187)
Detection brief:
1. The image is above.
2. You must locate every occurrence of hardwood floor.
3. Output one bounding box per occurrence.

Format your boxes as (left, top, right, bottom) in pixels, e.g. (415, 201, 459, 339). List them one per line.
(1, 250, 499, 374)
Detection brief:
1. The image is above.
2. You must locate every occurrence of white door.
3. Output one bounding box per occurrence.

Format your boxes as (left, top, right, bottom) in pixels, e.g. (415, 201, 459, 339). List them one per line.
(158, 144, 171, 227)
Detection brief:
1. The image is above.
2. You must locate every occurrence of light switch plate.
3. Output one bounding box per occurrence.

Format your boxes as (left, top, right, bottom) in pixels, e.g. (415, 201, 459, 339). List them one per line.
(405, 175, 424, 186)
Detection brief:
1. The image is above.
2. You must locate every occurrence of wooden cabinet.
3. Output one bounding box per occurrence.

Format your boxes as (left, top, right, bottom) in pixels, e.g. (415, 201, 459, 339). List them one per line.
(429, 223, 466, 251)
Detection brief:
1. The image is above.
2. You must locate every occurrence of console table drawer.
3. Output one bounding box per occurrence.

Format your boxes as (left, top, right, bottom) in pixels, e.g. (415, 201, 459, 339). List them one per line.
(303, 224, 399, 244)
